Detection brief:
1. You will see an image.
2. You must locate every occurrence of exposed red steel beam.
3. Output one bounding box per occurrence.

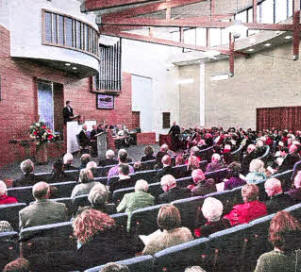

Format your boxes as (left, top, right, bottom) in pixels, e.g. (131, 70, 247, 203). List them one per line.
(101, 0, 206, 19)
(101, 30, 231, 55)
(82, 0, 157, 11)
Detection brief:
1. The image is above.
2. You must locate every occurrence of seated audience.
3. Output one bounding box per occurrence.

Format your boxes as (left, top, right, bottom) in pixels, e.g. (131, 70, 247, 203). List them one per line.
(99, 149, 118, 167)
(186, 155, 200, 174)
(158, 174, 190, 203)
(189, 169, 216, 196)
(224, 162, 246, 190)
(107, 149, 134, 184)
(48, 159, 69, 182)
(141, 145, 155, 162)
(86, 161, 98, 176)
(264, 178, 294, 214)
(117, 179, 155, 231)
(3, 258, 30, 272)
(241, 144, 257, 175)
(72, 209, 133, 270)
(79, 153, 91, 169)
(185, 266, 207, 272)
(224, 184, 267, 226)
(278, 144, 300, 173)
(0, 180, 18, 204)
(142, 204, 193, 255)
(63, 153, 77, 170)
(254, 211, 301, 272)
(245, 159, 266, 184)
(156, 144, 169, 168)
(133, 161, 142, 172)
(71, 169, 98, 198)
(19, 182, 67, 229)
(205, 153, 224, 173)
(287, 170, 301, 201)
(0, 221, 14, 232)
(194, 197, 230, 238)
(102, 263, 130, 272)
(175, 153, 184, 166)
(156, 155, 173, 181)
(110, 164, 135, 193)
(13, 159, 40, 187)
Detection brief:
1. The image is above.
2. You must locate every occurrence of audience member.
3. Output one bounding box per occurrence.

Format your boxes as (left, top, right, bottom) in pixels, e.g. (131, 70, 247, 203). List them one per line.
(186, 155, 200, 174)
(0, 180, 18, 204)
(224, 184, 267, 226)
(48, 159, 68, 182)
(110, 164, 135, 193)
(245, 159, 266, 184)
(158, 174, 190, 203)
(63, 153, 77, 170)
(278, 144, 300, 173)
(133, 161, 142, 172)
(156, 144, 169, 168)
(79, 153, 91, 169)
(194, 197, 230, 238)
(107, 149, 134, 184)
(13, 159, 40, 187)
(72, 209, 133, 270)
(254, 211, 301, 272)
(287, 170, 301, 201)
(175, 153, 184, 166)
(19, 182, 67, 229)
(156, 155, 173, 181)
(86, 161, 98, 176)
(71, 169, 98, 198)
(241, 144, 257, 175)
(101, 263, 130, 272)
(0, 220, 13, 232)
(99, 150, 118, 167)
(224, 162, 246, 190)
(3, 258, 30, 272)
(78, 124, 91, 148)
(264, 178, 294, 214)
(205, 153, 223, 173)
(141, 145, 155, 162)
(142, 204, 193, 255)
(117, 179, 155, 231)
(189, 169, 216, 196)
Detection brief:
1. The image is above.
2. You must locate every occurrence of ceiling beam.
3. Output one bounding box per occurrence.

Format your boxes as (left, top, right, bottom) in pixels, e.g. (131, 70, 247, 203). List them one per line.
(81, 0, 158, 12)
(101, 0, 206, 19)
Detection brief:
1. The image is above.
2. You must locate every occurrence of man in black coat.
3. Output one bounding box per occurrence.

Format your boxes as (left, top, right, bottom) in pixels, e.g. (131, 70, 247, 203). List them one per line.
(278, 144, 300, 173)
(157, 174, 190, 203)
(78, 124, 91, 148)
(13, 159, 41, 187)
(156, 155, 173, 182)
(169, 121, 181, 150)
(63, 100, 74, 124)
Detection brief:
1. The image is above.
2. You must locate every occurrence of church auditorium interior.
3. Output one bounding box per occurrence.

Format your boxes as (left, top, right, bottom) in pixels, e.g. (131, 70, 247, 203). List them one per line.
(1, 0, 301, 271)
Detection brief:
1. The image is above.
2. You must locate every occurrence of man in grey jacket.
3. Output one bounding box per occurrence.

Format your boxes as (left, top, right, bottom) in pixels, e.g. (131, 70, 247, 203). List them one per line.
(19, 181, 67, 229)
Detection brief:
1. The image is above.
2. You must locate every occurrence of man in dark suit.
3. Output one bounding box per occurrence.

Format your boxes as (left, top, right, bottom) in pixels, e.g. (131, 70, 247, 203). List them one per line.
(264, 178, 295, 214)
(13, 159, 41, 187)
(241, 144, 257, 175)
(78, 124, 91, 148)
(63, 100, 74, 124)
(98, 149, 118, 167)
(19, 182, 67, 229)
(169, 121, 181, 150)
(110, 164, 135, 193)
(156, 155, 173, 182)
(278, 144, 300, 173)
(157, 174, 190, 203)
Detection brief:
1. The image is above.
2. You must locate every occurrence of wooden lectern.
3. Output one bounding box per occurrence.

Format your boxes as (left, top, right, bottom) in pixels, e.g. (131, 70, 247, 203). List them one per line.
(96, 132, 107, 159)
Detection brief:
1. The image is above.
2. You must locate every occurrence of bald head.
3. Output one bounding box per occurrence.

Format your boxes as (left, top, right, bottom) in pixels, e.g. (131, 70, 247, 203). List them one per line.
(33, 182, 50, 200)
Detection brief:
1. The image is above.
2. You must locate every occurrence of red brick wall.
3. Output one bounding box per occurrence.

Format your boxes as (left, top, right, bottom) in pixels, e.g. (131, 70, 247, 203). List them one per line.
(0, 25, 133, 167)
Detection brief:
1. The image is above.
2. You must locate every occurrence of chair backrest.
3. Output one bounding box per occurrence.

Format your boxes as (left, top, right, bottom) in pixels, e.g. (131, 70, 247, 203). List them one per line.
(65, 169, 80, 180)
(131, 169, 158, 184)
(257, 145, 270, 163)
(131, 204, 163, 235)
(199, 146, 214, 162)
(141, 159, 156, 170)
(291, 160, 301, 182)
(199, 160, 208, 171)
(111, 212, 128, 232)
(231, 144, 244, 161)
(170, 164, 188, 179)
(112, 187, 135, 204)
(84, 255, 154, 272)
(284, 202, 301, 220)
(205, 168, 229, 183)
(35, 172, 52, 181)
(153, 237, 210, 272)
(0, 232, 19, 271)
(50, 181, 78, 198)
(176, 176, 193, 188)
(0, 202, 26, 230)
(101, 164, 116, 177)
(94, 176, 108, 185)
(272, 169, 294, 192)
(72, 194, 89, 212)
(7, 186, 33, 204)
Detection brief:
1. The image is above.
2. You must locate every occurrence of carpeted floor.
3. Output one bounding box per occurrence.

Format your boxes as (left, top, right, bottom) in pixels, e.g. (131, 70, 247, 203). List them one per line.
(0, 144, 160, 180)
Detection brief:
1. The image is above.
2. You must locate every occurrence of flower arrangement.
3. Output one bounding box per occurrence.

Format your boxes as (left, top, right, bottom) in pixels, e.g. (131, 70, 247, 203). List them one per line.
(29, 122, 58, 146)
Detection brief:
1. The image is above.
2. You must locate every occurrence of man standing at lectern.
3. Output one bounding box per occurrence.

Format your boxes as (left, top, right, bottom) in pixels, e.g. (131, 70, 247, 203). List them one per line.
(63, 100, 74, 124)
(169, 121, 181, 150)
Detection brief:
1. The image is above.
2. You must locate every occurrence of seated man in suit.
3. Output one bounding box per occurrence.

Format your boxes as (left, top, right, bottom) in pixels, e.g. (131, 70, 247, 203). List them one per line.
(155, 144, 169, 168)
(19, 182, 67, 229)
(264, 178, 294, 214)
(156, 155, 173, 182)
(110, 164, 135, 193)
(278, 144, 300, 173)
(13, 159, 41, 187)
(78, 124, 91, 150)
(157, 174, 190, 203)
(98, 149, 118, 167)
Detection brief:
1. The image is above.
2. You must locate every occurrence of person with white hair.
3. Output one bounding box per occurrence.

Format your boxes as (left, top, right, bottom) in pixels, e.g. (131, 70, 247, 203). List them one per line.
(288, 170, 301, 201)
(0, 180, 18, 205)
(71, 169, 98, 198)
(245, 159, 267, 184)
(194, 197, 230, 238)
(264, 178, 294, 214)
(189, 169, 216, 196)
(156, 154, 173, 181)
(117, 179, 154, 231)
(155, 144, 169, 168)
(277, 144, 300, 173)
(86, 161, 98, 176)
(98, 149, 118, 166)
(19, 181, 67, 229)
(205, 153, 224, 173)
(13, 159, 41, 187)
(63, 153, 78, 170)
(241, 144, 257, 175)
(158, 174, 190, 204)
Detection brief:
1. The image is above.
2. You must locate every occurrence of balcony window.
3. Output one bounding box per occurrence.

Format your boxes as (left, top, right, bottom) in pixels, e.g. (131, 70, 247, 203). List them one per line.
(42, 10, 99, 57)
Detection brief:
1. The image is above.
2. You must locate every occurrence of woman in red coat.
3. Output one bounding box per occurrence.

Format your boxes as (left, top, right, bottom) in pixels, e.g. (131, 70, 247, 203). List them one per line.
(224, 184, 267, 226)
(0, 180, 17, 205)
